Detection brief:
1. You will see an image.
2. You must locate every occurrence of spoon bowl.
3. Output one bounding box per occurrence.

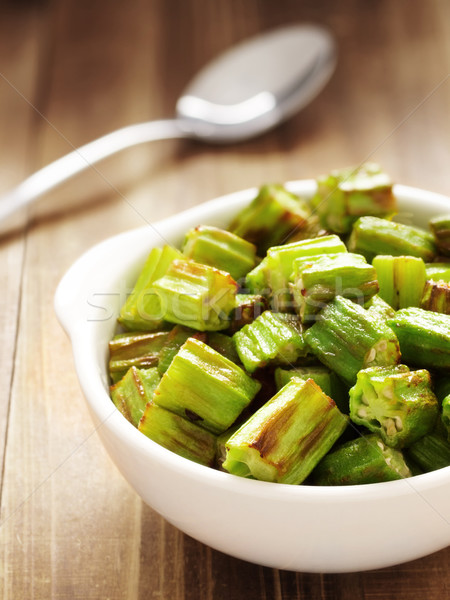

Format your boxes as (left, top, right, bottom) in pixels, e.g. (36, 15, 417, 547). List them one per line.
(176, 24, 336, 142)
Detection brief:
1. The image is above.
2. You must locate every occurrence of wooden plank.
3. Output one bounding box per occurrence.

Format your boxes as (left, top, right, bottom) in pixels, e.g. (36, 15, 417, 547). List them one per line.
(0, 4, 43, 486)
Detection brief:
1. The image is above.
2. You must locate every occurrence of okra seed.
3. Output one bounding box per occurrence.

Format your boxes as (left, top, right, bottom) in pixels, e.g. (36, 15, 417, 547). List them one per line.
(394, 416, 403, 431)
(383, 387, 394, 399)
(385, 418, 397, 437)
(366, 348, 376, 363)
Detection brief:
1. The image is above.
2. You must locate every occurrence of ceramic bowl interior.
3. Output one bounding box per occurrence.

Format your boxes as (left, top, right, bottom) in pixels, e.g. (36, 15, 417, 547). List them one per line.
(55, 180, 450, 573)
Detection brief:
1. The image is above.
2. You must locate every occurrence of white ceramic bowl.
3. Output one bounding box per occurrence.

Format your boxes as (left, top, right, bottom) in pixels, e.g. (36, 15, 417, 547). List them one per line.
(54, 180, 450, 573)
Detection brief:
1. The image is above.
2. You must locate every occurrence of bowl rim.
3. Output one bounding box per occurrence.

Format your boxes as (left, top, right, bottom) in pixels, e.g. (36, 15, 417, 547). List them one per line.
(54, 179, 450, 503)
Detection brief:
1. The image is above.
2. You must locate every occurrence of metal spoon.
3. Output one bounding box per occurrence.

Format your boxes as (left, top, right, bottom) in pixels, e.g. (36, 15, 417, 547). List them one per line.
(0, 23, 336, 226)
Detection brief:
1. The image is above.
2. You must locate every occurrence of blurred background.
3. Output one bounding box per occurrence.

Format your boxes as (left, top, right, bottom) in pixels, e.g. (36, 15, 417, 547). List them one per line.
(0, 1, 449, 598)
(1, 0, 449, 233)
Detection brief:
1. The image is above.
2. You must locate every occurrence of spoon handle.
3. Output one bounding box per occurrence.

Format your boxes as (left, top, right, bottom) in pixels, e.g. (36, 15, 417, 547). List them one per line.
(0, 118, 187, 227)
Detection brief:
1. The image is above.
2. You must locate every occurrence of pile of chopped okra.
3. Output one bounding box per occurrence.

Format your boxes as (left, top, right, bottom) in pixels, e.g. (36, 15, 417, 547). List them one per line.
(109, 163, 450, 486)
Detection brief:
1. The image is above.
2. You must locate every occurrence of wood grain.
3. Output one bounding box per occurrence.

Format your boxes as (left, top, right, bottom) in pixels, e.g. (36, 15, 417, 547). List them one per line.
(0, 0, 449, 598)
(0, 1, 43, 488)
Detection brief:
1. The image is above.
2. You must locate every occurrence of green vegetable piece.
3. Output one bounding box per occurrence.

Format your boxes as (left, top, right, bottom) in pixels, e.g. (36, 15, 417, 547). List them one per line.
(364, 295, 396, 320)
(372, 255, 427, 309)
(435, 378, 450, 442)
(110, 366, 161, 427)
(118, 245, 184, 330)
(290, 255, 352, 289)
(222, 377, 348, 484)
(274, 365, 348, 413)
(244, 260, 270, 296)
(349, 365, 439, 448)
(151, 259, 237, 331)
(406, 431, 450, 472)
(420, 280, 450, 314)
(153, 338, 260, 434)
(348, 216, 437, 263)
(275, 237, 348, 311)
(228, 184, 311, 254)
(304, 296, 401, 386)
(275, 365, 333, 395)
(292, 252, 379, 322)
(233, 311, 308, 373)
(157, 326, 206, 375)
(430, 214, 450, 257)
(206, 332, 240, 364)
(442, 396, 450, 442)
(311, 163, 396, 234)
(425, 262, 450, 283)
(312, 434, 411, 485)
(387, 307, 450, 370)
(229, 293, 269, 333)
(109, 330, 170, 383)
(182, 225, 258, 281)
(245, 234, 347, 309)
(138, 402, 217, 467)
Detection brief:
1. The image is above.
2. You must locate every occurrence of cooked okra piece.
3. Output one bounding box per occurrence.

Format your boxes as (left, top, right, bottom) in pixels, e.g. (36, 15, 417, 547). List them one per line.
(349, 365, 439, 448)
(425, 262, 450, 283)
(435, 378, 450, 441)
(228, 184, 311, 254)
(157, 326, 206, 375)
(245, 235, 347, 306)
(443, 396, 450, 442)
(222, 377, 348, 484)
(289, 245, 349, 285)
(292, 253, 378, 321)
(233, 311, 308, 373)
(119, 245, 183, 330)
(153, 338, 260, 434)
(109, 330, 170, 383)
(364, 295, 396, 320)
(182, 225, 258, 280)
(138, 402, 217, 467)
(110, 366, 161, 427)
(276, 237, 348, 310)
(151, 259, 237, 331)
(348, 216, 437, 262)
(406, 431, 450, 472)
(372, 255, 427, 309)
(420, 280, 450, 314)
(429, 214, 450, 256)
(244, 260, 269, 296)
(311, 163, 396, 234)
(274, 365, 348, 413)
(387, 308, 450, 370)
(304, 296, 401, 386)
(313, 434, 411, 485)
(229, 293, 269, 333)
(275, 365, 334, 395)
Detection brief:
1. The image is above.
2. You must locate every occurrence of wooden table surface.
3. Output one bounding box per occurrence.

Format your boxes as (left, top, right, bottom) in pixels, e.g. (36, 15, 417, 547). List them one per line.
(0, 0, 449, 598)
